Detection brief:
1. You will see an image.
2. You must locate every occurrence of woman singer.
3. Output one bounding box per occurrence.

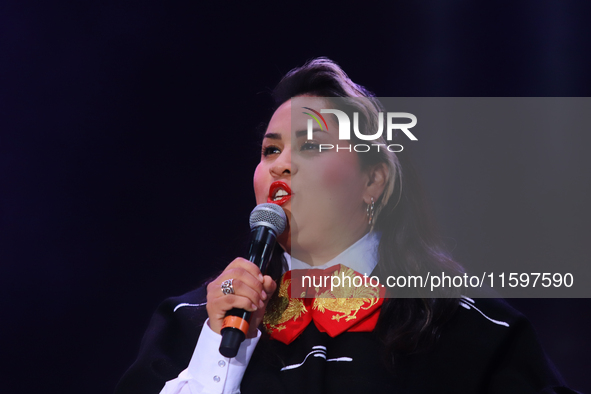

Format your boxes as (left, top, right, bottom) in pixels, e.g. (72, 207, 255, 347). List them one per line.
(116, 58, 574, 394)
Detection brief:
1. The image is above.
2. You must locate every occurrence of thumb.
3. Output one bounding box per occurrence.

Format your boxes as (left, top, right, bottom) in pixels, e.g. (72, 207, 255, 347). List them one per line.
(262, 275, 278, 302)
(247, 276, 277, 338)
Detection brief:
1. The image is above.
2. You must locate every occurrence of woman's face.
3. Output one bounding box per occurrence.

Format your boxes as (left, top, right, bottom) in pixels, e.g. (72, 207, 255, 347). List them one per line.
(253, 96, 374, 266)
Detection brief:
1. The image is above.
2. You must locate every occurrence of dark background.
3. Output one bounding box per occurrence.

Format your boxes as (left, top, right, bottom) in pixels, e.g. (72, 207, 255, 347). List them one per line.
(1, 1, 590, 393)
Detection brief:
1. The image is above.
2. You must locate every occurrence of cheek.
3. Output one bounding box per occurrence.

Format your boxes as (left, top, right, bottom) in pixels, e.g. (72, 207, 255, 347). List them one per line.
(318, 153, 364, 190)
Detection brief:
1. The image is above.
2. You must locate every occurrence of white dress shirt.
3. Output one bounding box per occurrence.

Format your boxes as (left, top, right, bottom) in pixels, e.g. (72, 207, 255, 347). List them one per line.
(159, 232, 380, 394)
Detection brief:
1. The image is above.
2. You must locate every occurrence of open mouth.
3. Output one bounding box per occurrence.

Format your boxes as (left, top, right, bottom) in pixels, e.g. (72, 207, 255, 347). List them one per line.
(268, 181, 292, 206)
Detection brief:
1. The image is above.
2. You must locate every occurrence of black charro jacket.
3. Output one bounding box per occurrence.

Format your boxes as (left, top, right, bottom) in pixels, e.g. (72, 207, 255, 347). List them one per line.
(115, 286, 577, 394)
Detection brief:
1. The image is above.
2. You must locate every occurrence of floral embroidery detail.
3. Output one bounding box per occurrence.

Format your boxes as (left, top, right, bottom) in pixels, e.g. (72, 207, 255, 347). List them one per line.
(313, 267, 380, 322)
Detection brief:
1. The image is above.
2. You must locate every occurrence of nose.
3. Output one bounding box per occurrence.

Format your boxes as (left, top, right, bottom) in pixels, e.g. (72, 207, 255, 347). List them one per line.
(270, 147, 293, 178)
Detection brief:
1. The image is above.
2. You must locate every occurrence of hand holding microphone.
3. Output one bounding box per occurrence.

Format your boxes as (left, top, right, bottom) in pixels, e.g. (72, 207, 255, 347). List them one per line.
(206, 258, 276, 338)
(205, 203, 286, 357)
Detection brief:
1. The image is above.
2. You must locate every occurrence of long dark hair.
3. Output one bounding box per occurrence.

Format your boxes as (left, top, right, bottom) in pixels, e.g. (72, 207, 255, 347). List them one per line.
(267, 57, 464, 360)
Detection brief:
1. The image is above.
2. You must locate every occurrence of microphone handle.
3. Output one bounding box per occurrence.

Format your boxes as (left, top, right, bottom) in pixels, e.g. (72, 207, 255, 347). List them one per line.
(219, 226, 277, 358)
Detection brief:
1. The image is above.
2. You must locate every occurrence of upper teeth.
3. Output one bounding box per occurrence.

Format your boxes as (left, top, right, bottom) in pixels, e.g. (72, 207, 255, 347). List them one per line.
(273, 189, 288, 200)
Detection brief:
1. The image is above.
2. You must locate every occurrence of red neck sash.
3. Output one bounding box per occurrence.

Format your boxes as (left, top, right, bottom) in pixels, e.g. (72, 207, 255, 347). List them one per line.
(263, 264, 385, 344)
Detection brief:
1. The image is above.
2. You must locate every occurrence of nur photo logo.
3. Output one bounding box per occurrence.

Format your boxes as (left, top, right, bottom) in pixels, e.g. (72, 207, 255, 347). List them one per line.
(302, 106, 417, 153)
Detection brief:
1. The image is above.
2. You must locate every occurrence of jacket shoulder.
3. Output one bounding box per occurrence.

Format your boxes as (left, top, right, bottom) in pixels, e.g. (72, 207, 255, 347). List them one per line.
(435, 296, 570, 393)
(115, 286, 209, 394)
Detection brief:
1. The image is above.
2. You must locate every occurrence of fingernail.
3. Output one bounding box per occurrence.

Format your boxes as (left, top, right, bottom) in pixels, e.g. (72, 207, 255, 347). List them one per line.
(261, 290, 267, 300)
(259, 300, 264, 308)
(251, 303, 258, 311)
(258, 274, 264, 282)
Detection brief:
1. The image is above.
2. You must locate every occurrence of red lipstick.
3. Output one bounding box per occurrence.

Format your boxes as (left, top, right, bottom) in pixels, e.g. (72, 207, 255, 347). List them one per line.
(268, 181, 292, 206)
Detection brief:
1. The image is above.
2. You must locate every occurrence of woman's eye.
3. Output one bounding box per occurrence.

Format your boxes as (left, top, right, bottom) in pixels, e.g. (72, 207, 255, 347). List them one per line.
(300, 140, 320, 152)
(262, 146, 281, 157)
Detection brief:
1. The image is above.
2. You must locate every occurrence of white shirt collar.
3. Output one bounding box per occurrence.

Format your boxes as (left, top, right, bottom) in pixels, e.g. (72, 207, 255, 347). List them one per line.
(283, 232, 380, 276)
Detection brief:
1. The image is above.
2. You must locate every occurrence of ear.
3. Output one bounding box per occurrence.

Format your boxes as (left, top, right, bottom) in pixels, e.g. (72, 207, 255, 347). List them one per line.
(363, 163, 388, 204)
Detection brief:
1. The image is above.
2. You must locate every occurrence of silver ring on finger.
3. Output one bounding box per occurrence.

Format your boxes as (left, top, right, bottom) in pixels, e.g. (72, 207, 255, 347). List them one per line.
(221, 279, 235, 295)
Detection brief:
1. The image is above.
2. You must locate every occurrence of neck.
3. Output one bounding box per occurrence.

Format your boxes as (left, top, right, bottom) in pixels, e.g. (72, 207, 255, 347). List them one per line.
(292, 228, 370, 267)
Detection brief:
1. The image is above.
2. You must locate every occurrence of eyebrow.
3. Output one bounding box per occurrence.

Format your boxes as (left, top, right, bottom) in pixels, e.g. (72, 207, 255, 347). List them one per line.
(295, 129, 325, 138)
(264, 129, 326, 140)
(263, 132, 282, 140)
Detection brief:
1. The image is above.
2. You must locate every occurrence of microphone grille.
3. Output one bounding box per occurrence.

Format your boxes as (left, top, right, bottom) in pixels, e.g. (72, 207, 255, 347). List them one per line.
(249, 203, 287, 235)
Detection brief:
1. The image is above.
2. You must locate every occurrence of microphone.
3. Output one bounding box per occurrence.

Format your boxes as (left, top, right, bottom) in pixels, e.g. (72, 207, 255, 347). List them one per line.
(219, 203, 286, 358)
